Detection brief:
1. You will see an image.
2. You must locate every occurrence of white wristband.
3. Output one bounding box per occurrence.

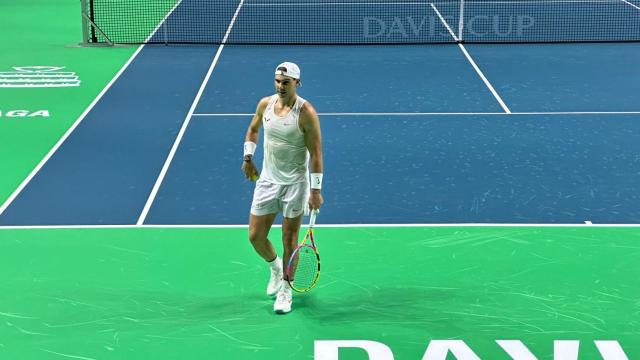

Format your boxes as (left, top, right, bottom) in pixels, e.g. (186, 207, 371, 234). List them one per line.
(310, 173, 323, 190)
(244, 141, 256, 156)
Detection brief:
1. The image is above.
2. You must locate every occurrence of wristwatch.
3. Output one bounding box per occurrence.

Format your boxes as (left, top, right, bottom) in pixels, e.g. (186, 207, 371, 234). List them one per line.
(243, 154, 253, 162)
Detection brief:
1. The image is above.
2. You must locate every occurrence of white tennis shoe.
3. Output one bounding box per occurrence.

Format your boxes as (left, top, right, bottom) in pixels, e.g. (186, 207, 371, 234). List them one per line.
(266, 265, 283, 297)
(274, 285, 292, 314)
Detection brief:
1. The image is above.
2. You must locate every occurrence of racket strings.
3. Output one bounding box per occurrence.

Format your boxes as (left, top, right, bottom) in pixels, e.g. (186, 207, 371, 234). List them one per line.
(292, 246, 319, 290)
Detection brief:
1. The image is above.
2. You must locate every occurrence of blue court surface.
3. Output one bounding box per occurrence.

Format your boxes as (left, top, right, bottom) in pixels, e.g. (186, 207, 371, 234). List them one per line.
(1, 40, 639, 225)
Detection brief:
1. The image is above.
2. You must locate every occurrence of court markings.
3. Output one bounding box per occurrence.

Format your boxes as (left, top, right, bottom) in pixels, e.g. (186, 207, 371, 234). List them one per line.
(621, 0, 640, 10)
(2, 3, 636, 225)
(0, 223, 639, 230)
(192, 111, 640, 117)
(0, 1, 185, 218)
(431, 3, 511, 114)
(136, 0, 246, 225)
(0, 44, 142, 218)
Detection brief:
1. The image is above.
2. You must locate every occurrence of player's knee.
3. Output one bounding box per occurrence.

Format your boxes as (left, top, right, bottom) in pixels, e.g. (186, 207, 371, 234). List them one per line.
(248, 229, 265, 245)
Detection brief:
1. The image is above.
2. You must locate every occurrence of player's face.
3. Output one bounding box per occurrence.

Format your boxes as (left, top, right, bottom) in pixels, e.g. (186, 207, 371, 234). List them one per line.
(274, 75, 298, 97)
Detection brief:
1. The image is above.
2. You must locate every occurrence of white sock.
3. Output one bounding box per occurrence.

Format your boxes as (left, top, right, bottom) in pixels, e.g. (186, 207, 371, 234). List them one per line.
(268, 256, 282, 271)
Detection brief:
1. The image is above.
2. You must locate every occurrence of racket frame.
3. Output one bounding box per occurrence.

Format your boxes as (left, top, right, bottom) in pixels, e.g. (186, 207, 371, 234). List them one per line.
(286, 211, 320, 293)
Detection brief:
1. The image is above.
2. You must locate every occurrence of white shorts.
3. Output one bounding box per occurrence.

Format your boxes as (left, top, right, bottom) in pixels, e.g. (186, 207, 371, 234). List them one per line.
(250, 180, 309, 218)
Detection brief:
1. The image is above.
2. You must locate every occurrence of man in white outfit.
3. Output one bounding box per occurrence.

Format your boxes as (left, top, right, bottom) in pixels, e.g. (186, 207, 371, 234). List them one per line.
(241, 62, 324, 314)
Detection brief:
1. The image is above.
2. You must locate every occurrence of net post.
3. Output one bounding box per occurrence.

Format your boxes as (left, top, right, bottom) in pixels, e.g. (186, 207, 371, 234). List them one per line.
(457, 0, 465, 42)
(80, 0, 90, 44)
(88, 0, 97, 43)
(79, 0, 113, 46)
(81, 12, 114, 46)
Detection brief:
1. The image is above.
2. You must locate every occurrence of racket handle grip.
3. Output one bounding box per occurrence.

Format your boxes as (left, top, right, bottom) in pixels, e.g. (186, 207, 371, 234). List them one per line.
(309, 209, 318, 227)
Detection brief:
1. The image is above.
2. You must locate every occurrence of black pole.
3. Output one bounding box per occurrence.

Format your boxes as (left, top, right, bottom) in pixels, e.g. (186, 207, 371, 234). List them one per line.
(89, 0, 98, 43)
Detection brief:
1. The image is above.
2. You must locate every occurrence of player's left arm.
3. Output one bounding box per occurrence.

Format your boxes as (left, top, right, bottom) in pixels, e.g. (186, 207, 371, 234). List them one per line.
(300, 102, 324, 211)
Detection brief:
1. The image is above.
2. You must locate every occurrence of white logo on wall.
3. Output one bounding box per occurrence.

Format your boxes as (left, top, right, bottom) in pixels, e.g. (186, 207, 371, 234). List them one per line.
(0, 66, 81, 88)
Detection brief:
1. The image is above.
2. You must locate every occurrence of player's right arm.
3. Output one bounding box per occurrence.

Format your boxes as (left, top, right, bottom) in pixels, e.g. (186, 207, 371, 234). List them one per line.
(242, 97, 270, 180)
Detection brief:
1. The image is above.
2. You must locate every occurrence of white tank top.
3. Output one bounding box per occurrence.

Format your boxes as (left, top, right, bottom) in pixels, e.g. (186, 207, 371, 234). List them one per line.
(260, 94, 309, 185)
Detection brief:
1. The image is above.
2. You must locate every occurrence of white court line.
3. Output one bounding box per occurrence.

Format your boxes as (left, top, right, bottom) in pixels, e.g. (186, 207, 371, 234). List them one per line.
(192, 111, 640, 117)
(431, 3, 511, 114)
(0, 223, 639, 230)
(148, 0, 186, 42)
(0, 1, 185, 218)
(136, 0, 246, 226)
(621, 0, 640, 9)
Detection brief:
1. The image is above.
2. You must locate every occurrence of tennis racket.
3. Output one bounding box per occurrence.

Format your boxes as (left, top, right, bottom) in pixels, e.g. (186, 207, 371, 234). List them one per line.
(286, 210, 320, 293)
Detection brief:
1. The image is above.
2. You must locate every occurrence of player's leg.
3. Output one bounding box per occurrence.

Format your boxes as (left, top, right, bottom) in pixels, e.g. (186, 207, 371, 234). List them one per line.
(281, 214, 303, 282)
(274, 214, 302, 314)
(250, 181, 282, 296)
(274, 181, 308, 314)
(281, 180, 309, 281)
(248, 213, 278, 261)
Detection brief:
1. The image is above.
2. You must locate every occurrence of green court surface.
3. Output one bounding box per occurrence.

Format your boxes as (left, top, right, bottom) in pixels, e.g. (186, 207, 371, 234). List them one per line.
(0, 227, 638, 359)
(2, 2, 639, 359)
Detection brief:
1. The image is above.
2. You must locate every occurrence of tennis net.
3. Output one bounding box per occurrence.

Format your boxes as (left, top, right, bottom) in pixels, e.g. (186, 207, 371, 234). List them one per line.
(81, 0, 640, 44)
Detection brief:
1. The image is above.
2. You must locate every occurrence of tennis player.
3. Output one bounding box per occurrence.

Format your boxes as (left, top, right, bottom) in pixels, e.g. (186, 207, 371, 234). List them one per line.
(241, 62, 324, 314)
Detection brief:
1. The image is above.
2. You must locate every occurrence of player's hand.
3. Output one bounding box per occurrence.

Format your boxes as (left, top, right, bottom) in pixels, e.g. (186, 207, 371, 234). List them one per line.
(241, 158, 259, 181)
(308, 190, 323, 211)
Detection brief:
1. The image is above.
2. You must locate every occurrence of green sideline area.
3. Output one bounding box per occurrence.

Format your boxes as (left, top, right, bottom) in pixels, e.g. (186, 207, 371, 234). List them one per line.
(0, 0, 136, 205)
(0, 227, 638, 359)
